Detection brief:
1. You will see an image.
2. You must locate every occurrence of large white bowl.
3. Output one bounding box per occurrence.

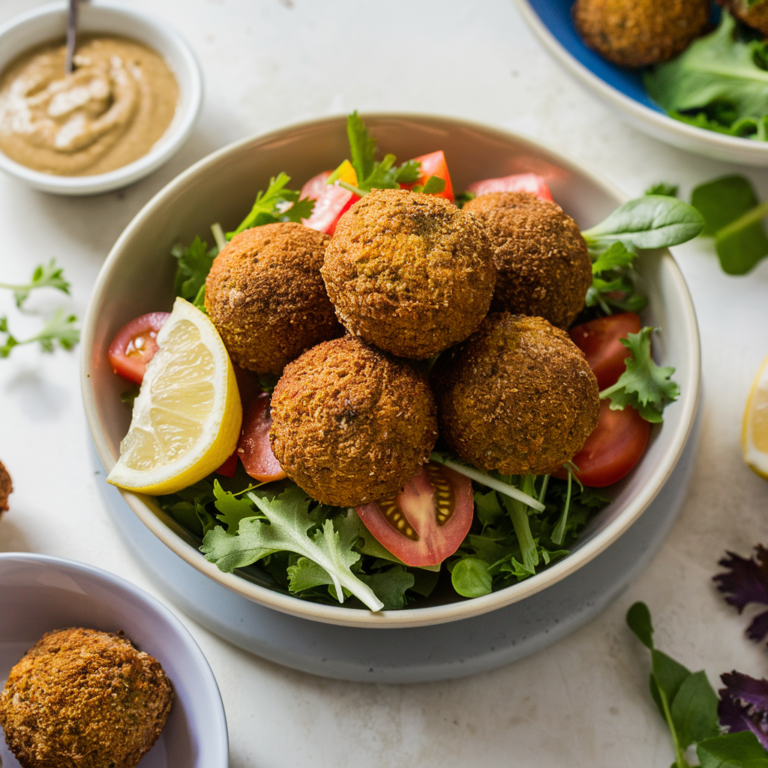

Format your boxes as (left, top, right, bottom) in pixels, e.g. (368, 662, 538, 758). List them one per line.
(0, 1, 202, 195)
(0, 553, 228, 767)
(82, 114, 700, 629)
(513, 0, 768, 166)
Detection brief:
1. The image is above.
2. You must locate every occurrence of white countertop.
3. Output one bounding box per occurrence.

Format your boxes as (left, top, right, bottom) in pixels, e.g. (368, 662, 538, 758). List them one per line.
(2, 1, 768, 766)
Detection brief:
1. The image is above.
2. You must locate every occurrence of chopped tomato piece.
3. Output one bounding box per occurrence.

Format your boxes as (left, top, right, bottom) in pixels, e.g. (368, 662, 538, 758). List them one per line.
(216, 451, 239, 478)
(107, 312, 171, 385)
(237, 393, 287, 482)
(569, 312, 643, 390)
(466, 172, 553, 202)
(300, 171, 359, 235)
(400, 150, 454, 201)
(356, 462, 473, 567)
(555, 400, 650, 488)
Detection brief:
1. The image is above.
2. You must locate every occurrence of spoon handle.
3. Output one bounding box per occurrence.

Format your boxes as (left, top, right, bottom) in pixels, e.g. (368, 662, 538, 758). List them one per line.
(64, 0, 79, 75)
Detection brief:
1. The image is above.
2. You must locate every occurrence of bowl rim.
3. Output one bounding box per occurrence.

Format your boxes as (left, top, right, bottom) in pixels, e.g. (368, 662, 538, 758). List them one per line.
(0, 0, 203, 195)
(82, 112, 701, 629)
(512, 0, 768, 155)
(0, 551, 229, 762)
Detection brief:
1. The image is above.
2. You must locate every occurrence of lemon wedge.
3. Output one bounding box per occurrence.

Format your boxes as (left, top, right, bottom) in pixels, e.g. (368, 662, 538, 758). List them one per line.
(107, 297, 242, 495)
(743, 353, 768, 480)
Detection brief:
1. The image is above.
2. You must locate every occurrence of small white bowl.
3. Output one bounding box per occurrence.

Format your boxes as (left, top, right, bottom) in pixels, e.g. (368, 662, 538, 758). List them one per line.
(82, 114, 700, 629)
(0, 553, 228, 767)
(0, 2, 202, 195)
(513, 0, 768, 166)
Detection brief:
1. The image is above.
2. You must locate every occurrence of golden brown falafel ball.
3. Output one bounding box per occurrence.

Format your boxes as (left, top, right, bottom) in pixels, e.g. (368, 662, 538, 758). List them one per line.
(0, 460, 11, 515)
(0, 627, 173, 768)
(717, 0, 768, 35)
(463, 192, 592, 330)
(573, 0, 710, 68)
(432, 314, 600, 476)
(205, 222, 343, 375)
(270, 335, 438, 506)
(321, 189, 495, 359)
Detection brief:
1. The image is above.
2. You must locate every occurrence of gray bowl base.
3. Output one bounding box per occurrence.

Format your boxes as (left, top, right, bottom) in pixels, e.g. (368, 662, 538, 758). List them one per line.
(91, 417, 697, 684)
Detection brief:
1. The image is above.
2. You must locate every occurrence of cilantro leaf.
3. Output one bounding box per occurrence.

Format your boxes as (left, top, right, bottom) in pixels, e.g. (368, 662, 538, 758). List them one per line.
(201, 486, 383, 611)
(347, 111, 377, 185)
(719, 672, 768, 751)
(227, 173, 314, 239)
(171, 237, 217, 304)
(0, 308, 79, 358)
(714, 546, 768, 643)
(600, 327, 679, 423)
(0, 259, 71, 308)
(395, 160, 421, 184)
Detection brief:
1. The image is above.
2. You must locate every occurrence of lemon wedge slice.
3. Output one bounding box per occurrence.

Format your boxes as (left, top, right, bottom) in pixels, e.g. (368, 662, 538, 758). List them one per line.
(107, 297, 242, 495)
(743, 353, 768, 480)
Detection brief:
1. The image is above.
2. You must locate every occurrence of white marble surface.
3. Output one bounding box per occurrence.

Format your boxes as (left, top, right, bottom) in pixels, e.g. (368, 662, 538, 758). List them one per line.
(1, 1, 768, 766)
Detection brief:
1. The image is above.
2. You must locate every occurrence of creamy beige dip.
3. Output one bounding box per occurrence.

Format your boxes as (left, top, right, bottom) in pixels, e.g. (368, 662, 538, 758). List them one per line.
(0, 35, 179, 176)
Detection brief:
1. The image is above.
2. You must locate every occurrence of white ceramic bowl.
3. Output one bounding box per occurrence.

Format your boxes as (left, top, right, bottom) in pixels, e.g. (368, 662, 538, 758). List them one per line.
(0, 552, 228, 767)
(513, 0, 768, 166)
(0, 1, 202, 195)
(82, 114, 700, 629)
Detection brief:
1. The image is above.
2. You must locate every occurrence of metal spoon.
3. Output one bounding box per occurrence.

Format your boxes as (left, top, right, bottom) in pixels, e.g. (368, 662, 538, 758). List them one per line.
(64, 0, 79, 75)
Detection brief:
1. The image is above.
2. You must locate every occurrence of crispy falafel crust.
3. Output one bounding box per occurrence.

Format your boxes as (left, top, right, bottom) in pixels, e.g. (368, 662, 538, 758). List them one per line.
(0, 460, 11, 514)
(432, 314, 600, 476)
(321, 189, 495, 359)
(205, 221, 342, 374)
(270, 335, 438, 506)
(0, 627, 172, 768)
(463, 192, 592, 330)
(717, 0, 768, 35)
(572, 0, 710, 69)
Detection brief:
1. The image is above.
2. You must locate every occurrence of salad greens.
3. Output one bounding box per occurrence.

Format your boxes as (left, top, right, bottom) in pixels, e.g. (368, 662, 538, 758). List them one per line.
(0, 260, 79, 358)
(645, 12, 768, 141)
(690, 174, 768, 275)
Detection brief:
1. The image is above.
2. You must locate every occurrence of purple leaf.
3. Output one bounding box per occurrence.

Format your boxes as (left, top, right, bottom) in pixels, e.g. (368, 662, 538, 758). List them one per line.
(714, 546, 768, 642)
(719, 671, 768, 751)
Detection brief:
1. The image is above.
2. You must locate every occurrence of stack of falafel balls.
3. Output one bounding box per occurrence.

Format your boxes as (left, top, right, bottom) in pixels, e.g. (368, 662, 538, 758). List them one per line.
(204, 186, 601, 521)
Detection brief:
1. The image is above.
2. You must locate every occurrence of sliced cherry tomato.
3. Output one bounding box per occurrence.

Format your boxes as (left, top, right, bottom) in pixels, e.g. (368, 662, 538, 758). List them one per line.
(569, 312, 642, 390)
(107, 312, 171, 385)
(237, 392, 287, 482)
(466, 172, 553, 202)
(356, 462, 473, 567)
(216, 451, 239, 478)
(555, 400, 650, 488)
(300, 171, 359, 235)
(400, 150, 454, 201)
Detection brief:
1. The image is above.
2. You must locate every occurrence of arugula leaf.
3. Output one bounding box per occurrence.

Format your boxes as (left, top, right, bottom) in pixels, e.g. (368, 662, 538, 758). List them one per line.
(645, 12, 768, 141)
(227, 173, 314, 239)
(0, 259, 71, 308)
(646, 182, 679, 198)
(690, 175, 768, 275)
(0, 308, 79, 358)
(201, 486, 383, 611)
(714, 546, 768, 644)
(600, 327, 680, 423)
(171, 237, 217, 305)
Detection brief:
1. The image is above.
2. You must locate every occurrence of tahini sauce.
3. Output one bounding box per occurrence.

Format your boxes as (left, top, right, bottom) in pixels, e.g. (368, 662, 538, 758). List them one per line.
(0, 35, 179, 176)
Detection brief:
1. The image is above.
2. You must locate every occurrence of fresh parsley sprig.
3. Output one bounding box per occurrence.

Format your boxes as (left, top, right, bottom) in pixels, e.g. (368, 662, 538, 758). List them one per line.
(0, 308, 79, 358)
(599, 327, 679, 423)
(0, 259, 71, 308)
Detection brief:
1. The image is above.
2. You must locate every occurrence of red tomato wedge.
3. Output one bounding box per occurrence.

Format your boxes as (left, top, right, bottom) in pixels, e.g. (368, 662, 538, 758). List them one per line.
(300, 171, 359, 235)
(215, 451, 239, 478)
(400, 150, 454, 201)
(237, 393, 287, 482)
(356, 462, 473, 567)
(556, 400, 650, 488)
(466, 172, 553, 202)
(107, 312, 171, 385)
(569, 312, 642, 390)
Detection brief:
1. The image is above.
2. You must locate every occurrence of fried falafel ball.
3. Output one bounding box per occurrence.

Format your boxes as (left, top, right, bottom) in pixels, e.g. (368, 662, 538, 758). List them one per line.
(0, 627, 173, 768)
(432, 314, 600, 476)
(717, 0, 768, 35)
(462, 192, 592, 329)
(205, 221, 343, 375)
(572, 0, 710, 69)
(0, 460, 11, 515)
(321, 189, 496, 359)
(270, 335, 438, 506)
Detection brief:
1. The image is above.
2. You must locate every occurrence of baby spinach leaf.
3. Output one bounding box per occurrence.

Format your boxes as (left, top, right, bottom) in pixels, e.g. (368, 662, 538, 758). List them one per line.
(691, 176, 760, 237)
(451, 557, 493, 598)
(646, 182, 679, 198)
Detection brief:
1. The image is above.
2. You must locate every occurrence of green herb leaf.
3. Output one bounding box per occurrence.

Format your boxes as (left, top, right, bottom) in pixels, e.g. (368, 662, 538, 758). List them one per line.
(691, 175, 760, 237)
(591, 241, 638, 274)
(671, 671, 721, 750)
(451, 557, 493, 597)
(171, 237, 217, 304)
(627, 601, 654, 649)
(600, 327, 679, 423)
(645, 12, 768, 141)
(0, 308, 79, 357)
(347, 111, 377, 186)
(212, 480, 262, 530)
(646, 182, 679, 198)
(358, 565, 415, 610)
(395, 160, 421, 184)
(697, 731, 768, 768)
(0, 259, 71, 308)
